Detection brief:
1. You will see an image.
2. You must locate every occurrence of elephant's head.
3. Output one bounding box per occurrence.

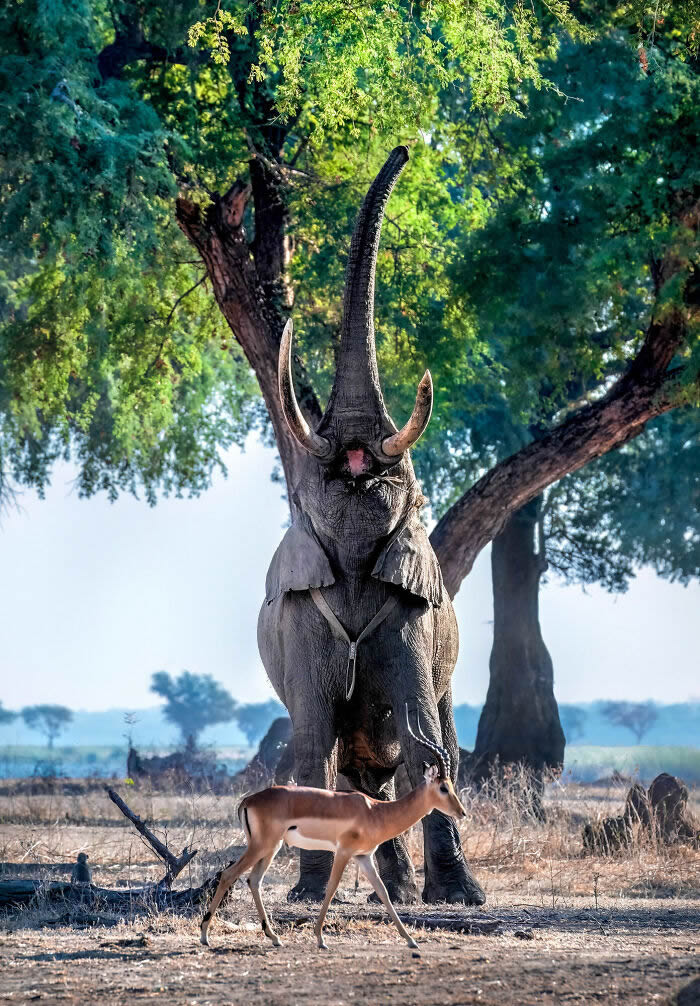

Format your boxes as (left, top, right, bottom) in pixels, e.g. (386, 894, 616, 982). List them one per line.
(279, 146, 432, 546)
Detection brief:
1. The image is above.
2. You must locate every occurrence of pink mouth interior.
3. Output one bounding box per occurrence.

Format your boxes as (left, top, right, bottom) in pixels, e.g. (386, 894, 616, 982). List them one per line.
(346, 449, 369, 476)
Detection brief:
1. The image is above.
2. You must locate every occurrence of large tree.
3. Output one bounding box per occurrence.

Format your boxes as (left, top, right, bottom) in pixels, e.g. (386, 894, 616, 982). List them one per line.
(2, 1, 697, 536)
(406, 12, 700, 778)
(0, 0, 584, 501)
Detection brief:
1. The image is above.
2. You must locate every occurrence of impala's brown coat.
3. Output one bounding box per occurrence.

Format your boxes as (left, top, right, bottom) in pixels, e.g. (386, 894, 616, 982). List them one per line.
(200, 768, 466, 952)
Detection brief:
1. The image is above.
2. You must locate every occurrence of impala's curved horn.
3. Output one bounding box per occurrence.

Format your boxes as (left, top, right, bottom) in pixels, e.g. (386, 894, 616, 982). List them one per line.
(404, 703, 450, 780)
(279, 320, 332, 459)
(381, 371, 433, 457)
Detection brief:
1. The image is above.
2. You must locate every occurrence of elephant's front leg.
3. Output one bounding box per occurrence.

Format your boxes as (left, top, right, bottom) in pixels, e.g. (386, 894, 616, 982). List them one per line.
(422, 688, 486, 905)
(286, 713, 337, 903)
(421, 811, 485, 905)
(397, 690, 486, 906)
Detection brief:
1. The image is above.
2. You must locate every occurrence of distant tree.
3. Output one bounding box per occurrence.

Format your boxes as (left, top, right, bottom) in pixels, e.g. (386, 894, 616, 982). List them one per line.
(601, 702, 659, 745)
(21, 705, 73, 749)
(0, 702, 17, 726)
(235, 700, 287, 746)
(150, 671, 237, 750)
(559, 706, 587, 744)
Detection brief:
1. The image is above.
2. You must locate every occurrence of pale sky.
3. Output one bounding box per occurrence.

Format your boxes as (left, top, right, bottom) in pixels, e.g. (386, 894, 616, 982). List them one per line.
(1, 437, 698, 713)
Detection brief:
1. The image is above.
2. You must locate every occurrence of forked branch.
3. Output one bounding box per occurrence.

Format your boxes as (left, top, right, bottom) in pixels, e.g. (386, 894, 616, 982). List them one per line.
(106, 787, 198, 887)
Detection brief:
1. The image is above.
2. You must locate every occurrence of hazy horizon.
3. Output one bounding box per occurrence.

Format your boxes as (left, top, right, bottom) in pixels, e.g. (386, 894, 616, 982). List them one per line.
(1, 436, 698, 713)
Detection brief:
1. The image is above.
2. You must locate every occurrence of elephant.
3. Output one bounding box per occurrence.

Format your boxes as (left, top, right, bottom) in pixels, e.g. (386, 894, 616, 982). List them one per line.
(257, 146, 486, 907)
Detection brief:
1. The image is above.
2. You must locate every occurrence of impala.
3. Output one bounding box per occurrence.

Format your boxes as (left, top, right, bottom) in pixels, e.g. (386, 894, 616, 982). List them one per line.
(200, 707, 467, 951)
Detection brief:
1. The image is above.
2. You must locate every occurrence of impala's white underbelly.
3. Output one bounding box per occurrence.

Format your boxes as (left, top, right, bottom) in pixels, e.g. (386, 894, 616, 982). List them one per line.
(284, 819, 339, 853)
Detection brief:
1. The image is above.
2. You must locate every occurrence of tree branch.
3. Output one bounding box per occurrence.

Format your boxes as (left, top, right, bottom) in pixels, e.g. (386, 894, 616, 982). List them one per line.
(430, 194, 700, 598)
(431, 360, 691, 597)
(106, 788, 197, 887)
(175, 172, 322, 495)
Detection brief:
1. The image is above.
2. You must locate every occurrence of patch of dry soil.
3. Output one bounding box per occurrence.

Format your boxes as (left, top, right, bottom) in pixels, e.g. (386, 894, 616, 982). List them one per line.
(1, 899, 698, 1005)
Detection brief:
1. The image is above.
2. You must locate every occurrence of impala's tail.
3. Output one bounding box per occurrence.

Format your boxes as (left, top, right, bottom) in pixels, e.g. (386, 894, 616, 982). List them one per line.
(237, 795, 252, 839)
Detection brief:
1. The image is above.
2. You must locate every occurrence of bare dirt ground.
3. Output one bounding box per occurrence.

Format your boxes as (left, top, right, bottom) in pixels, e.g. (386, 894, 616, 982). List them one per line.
(1, 780, 698, 1005)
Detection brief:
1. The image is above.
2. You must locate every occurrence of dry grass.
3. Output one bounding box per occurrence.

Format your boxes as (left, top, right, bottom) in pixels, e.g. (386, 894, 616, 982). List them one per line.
(1, 773, 698, 910)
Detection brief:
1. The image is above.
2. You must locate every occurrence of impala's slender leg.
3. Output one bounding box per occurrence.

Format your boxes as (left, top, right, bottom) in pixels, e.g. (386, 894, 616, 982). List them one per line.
(314, 851, 351, 950)
(200, 847, 260, 946)
(248, 843, 283, 947)
(355, 853, 419, 951)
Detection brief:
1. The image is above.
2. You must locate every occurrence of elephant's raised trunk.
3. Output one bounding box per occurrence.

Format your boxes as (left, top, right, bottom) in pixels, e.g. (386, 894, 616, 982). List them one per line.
(280, 146, 433, 462)
(328, 145, 410, 422)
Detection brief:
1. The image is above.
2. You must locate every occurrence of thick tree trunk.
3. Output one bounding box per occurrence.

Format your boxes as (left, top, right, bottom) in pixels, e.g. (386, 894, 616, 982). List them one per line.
(175, 178, 315, 496)
(470, 498, 565, 783)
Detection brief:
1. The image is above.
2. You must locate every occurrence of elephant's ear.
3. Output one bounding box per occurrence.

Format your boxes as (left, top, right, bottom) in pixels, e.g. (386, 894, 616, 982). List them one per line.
(372, 518, 444, 606)
(265, 523, 335, 603)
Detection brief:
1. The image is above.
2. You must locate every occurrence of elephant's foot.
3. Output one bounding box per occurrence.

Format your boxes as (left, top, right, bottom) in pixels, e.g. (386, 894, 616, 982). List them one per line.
(289, 850, 333, 903)
(367, 877, 418, 905)
(422, 868, 486, 906)
(287, 880, 327, 903)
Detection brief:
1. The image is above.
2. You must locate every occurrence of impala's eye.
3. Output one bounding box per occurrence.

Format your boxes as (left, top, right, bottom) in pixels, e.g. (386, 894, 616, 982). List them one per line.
(439, 784, 449, 794)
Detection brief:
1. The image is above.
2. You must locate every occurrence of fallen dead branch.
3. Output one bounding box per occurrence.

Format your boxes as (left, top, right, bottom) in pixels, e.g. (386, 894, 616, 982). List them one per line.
(105, 788, 198, 886)
(0, 786, 213, 912)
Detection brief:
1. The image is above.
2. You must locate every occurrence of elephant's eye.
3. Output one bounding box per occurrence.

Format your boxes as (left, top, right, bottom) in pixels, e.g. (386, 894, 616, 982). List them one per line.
(439, 784, 449, 794)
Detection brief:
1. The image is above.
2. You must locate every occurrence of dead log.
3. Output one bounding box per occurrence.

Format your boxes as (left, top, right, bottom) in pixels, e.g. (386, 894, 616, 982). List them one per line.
(0, 787, 208, 913)
(0, 878, 216, 911)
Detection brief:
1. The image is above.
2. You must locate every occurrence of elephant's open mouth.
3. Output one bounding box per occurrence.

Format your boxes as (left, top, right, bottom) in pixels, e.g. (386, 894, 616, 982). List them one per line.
(345, 473, 406, 498)
(333, 447, 404, 489)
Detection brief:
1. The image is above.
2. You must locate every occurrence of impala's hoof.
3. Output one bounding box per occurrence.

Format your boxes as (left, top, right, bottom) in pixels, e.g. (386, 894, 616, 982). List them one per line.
(200, 931, 210, 947)
(407, 937, 419, 951)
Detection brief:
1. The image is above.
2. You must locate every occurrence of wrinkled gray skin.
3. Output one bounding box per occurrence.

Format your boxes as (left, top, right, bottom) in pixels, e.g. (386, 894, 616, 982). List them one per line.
(258, 147, 486, 906)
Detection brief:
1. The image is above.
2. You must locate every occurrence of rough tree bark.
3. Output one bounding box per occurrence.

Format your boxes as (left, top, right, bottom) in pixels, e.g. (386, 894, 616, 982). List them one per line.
(175, 167, 320, 496)
(468, 497, 565, 785)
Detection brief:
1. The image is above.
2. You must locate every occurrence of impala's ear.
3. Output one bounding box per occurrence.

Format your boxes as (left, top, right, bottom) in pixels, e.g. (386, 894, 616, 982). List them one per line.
(265, 522, 335, 603)
(372, 516, 443, 606)
(423, 763, 439, 783)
